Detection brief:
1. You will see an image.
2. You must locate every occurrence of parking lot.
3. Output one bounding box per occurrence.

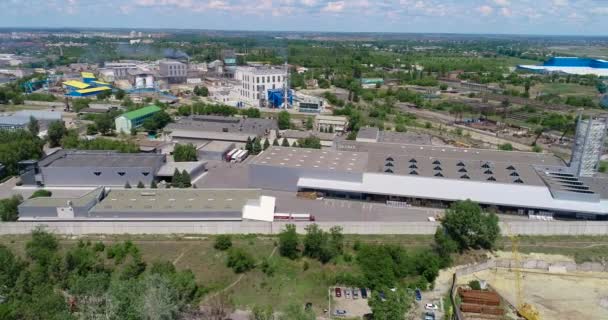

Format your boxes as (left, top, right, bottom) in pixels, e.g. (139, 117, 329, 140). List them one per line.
(330, 286, 372, 318)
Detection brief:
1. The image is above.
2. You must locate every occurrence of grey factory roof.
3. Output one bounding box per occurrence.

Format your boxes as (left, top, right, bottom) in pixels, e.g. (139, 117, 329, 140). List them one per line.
(356, 127, 432, 145)
(14, 110, 62, 120)
(198, 140, 236, 153)
(20, 187, 104, 208)
(282, 130, 335, 141)
(166, 115, 278, 138)
(39, 150, 164, 168)
(157, 161, 206, 177)
(338, 141, 564, 166)
(251, 147, 368, 172)
(91, 188, 261, 214)
(0, 116, 29, 126)
(366, 152, 544, 185)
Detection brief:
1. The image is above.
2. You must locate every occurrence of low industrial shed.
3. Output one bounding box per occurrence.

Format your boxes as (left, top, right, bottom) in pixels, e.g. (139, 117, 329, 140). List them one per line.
(198, 141, 235, 161)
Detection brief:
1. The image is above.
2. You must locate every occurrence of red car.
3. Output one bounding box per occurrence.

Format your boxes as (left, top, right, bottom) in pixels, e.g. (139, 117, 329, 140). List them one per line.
(335, 287, 342, 298)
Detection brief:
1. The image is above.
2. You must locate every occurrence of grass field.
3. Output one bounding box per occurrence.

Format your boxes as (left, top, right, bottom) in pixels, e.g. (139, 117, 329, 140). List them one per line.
(533, 83, 599, 97)
(2, 233, 607, 314)
(548, 46, 608, 59)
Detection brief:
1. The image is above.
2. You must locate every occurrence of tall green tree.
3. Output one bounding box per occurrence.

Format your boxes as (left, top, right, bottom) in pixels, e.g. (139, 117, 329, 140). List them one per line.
(277, 111, 291, 130)
(252, 138, 262, 155)
(368, 288, 411, 320)
(28, 116, 39, 136)
(278, 224, 299, 260)
(263, 138, 270, 150)
(281, 138, 290, 147)
(0, 195, 23, 221)
(173, 144, 198, 162)
(441, 200, 500, 251)
(272, 138, 279, 146)
(47, 120, 66, 147)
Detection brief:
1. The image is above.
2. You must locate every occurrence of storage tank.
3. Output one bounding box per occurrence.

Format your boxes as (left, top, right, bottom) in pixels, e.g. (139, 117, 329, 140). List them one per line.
(145, 75, 154, 88)
(135, 76, 145, 89)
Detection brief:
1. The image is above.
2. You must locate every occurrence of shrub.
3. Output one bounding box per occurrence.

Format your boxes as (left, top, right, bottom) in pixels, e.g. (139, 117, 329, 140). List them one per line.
(214, 235, 232, 251)
(226, 248, 255, 273)
(469, 280, 481, 290)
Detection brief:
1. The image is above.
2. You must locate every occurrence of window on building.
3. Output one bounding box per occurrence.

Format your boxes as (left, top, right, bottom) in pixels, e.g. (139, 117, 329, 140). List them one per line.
(94, 172, 101, 176)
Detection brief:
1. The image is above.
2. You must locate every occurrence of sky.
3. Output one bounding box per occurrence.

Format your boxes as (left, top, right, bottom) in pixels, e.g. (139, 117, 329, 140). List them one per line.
(1, 0, 607, 35)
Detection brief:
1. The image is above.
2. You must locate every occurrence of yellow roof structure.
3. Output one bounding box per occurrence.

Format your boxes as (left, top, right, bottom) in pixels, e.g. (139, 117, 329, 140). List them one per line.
(63, 80, 90, 89)
(92, 80, 111, 86)
(76, 86, 111, 94)
(81, 72, 96, 79)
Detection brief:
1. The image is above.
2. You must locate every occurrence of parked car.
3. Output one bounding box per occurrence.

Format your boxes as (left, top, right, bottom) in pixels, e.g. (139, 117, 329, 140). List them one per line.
(335, 309, 347, 316)
(424, 311, 435, 320)
(351, 288, 358, 299)
(345, 288, 351, 299)
(361, 288, 368, 299)
(415, 288, 422, 301)
(425, 303, 439, 310)
(335, 287, 342, 298)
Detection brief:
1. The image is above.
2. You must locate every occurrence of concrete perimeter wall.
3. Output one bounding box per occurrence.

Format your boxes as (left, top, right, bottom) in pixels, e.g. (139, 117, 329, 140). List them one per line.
(2, 221, 608, 235)
(455, 258, 608, 276)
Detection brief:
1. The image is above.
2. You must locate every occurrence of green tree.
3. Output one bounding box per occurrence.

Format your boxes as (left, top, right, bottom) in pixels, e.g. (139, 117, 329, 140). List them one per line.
(124, 181, 131, 189)
(272, 138, 279, 146)
(263, 138, 270, 150)
(26, 229, 59, 267)
(252, 138, 262, 155)
(278, 224, 299, 260)
(172, 169, 183, 188)
(94, 114, 113, 136)
(297, 136, 322, 149)
(28, 116, 39, 136)
(86, 124, 98, 135)
(47, 120, 66, 147)
(214, 235, 232, 251)
(143, 110, 172, 132)
(115, 89, 126, 100)
(245, 137, 253, 153)
(305, 116, 313, 130)
(173, 144, 198, 162)
(368, 288, 410, 320)
(226, 248, 255, 273)
(137, 181, 145, 188)
(150, 180, 158, 189)
(0, 195, 23, 221)
(277, 111, 291, 130)
(281, 138, 290, 147)
(242, 108, 261, 118)
(181, 170, 192, 188)
(441, 200, 500, 251)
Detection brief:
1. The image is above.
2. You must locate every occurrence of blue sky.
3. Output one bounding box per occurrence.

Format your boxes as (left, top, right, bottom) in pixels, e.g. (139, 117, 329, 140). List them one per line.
(1, 0, 607, 35)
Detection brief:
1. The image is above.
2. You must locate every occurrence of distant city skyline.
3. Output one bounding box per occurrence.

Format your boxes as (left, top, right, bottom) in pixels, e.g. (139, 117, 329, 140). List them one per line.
(1, 0, 607, 36)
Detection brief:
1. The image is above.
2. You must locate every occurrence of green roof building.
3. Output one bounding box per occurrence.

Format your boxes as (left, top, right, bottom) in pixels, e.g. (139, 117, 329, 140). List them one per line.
(115, 105, 161, 133)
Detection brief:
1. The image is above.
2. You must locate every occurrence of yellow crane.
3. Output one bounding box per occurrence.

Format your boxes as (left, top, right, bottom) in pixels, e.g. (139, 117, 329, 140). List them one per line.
(504, 223, 540, 320)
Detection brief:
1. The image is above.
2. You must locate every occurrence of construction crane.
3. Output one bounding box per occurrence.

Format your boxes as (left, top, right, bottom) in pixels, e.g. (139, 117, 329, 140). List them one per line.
(504, 223, 540, 320)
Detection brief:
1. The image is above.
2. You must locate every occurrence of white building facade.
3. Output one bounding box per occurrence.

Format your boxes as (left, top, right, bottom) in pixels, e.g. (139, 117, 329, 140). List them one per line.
(234, 66, 287, 107)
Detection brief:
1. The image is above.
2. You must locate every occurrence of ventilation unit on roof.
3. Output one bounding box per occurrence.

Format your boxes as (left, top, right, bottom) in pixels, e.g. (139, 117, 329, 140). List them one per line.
(409, 158, 417, 163)
(457, 162, 465, 167)
(434, 172, 444, 177)
(409, 170, 418, 175)
(434, 166, 442, 171)
(432, 160, 441, 165)
(506, 165, 516, 170)
(484, 170, 493, 175)
(385, 168, 394, 173)
(460, 174, 470, 179)
(458, 168, 467, 173)
(386, 157, 394, 162)
(482, 163, 491, 168)
(487, 176, 496, 181)
(510, 172, 519, 177)
(385, 162, 394, 167)
(409, 164, 418, 169)
(514, 178, 524, 184)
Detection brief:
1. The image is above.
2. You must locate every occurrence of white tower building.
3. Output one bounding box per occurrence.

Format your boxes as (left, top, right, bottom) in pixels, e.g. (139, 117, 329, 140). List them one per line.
(570, 115, 608, 177)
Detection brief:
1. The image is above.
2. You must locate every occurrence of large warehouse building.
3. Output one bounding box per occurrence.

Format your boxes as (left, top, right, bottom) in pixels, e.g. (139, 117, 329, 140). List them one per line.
(18, 187, 276, 222)
(518, 57, 608, 76)
(23, 150, 166, 187)
(247, 142, 608, 220)
(165, 115, 277, 145)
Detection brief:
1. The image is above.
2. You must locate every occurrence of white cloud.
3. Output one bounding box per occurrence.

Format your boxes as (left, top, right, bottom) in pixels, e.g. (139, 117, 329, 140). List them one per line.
(589, 7, 608, 15)
(322, 1, 345, 12)
(500, 7, 512, 16)
(477, 5, 494, 15)
(552, 0, 568, 6)
(300, 0, 317, 6)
